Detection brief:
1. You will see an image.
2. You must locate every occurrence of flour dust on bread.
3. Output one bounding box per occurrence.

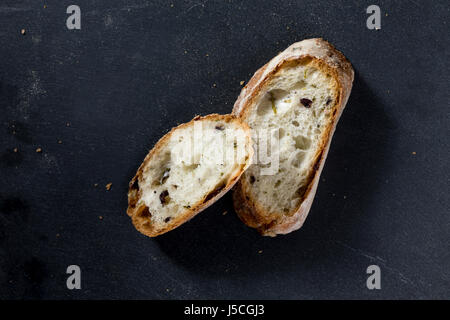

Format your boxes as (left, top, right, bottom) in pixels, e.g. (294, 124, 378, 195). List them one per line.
(232, 38, 354, 236)
(128, 114, 253, 237)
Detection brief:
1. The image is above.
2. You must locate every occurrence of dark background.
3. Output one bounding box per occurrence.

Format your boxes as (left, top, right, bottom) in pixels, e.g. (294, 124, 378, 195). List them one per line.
(0, 0, 449, 299)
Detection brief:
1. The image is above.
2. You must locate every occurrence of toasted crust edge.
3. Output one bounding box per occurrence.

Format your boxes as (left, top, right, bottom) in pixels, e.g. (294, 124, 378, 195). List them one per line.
(127, 113, 253, 237)
(232, 38, 354, 236)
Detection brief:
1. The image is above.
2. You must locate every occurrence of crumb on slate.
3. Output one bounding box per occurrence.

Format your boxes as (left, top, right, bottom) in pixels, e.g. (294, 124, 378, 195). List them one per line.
(21, 29, 26, 35)
(240, 81, 245, 86)
(105, 183, 112, 191)
(36, 147, 42, 153)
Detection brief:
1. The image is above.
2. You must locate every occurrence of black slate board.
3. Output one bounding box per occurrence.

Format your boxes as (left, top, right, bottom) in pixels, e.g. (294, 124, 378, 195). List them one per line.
(0, 0, 449, 299)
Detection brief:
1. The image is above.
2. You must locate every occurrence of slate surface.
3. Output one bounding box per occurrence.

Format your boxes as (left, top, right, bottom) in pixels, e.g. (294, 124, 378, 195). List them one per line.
(0, 0, 449, 299)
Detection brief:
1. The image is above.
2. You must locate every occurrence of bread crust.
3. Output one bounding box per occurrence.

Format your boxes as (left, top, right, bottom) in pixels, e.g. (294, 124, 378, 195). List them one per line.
(127, 114, 253, 237)
(232, 38, 354, 236)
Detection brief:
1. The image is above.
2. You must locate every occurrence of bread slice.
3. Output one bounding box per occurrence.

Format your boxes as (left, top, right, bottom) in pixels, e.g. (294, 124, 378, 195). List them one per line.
(232, 38, 354, 236)
(127, 114, 253, 237)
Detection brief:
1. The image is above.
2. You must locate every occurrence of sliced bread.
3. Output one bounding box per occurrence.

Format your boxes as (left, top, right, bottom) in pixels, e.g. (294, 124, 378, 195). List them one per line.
(232, 38, 354, 236)
(127, 114, 253, 237)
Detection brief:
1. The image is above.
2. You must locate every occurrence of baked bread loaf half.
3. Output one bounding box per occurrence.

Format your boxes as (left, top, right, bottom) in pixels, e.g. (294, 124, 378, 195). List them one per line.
(232, 38, 354, 236)
(127, 114, 253, 237)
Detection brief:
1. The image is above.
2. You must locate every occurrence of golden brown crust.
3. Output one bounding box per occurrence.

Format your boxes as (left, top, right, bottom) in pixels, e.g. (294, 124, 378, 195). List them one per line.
(232, 38, 354, 236)
(127, 114, 253, 237)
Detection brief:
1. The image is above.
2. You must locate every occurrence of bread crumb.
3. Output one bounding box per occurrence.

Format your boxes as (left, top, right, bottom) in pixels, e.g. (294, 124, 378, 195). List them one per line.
(205, 53, 209, 57)
(58, 140, 62, 144)
(105, 183, 112, 191)
(412, 151, 416, 155)
(170, 4, 174, 7)
(184, 50, 188, 54)
(258, 250, 263, 254)
(94, 183, 98, 187)
(21, 29, 26, 35)
(99, 216, 103, 220)
(343, 195, 347, 199)
(240, 80, 245, 86)
(36, 147, 42, 153)
(56, 233, 60, 238)
(66, 122, 70, 127)
(286, 26, 290, 30)
(212, 83, 217, 87)
(222, 210, 228, 216)
(13, 148, 18, 153)
(166, 288, 171, 292)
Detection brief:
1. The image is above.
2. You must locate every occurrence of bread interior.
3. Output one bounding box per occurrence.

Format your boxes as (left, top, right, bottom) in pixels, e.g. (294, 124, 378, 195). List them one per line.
(242, 59, 338, 216)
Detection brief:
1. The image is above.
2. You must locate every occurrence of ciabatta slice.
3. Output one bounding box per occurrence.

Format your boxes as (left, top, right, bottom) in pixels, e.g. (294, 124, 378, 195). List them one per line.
(128, 114, 253, 237)
(232, 38, 354, 236)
